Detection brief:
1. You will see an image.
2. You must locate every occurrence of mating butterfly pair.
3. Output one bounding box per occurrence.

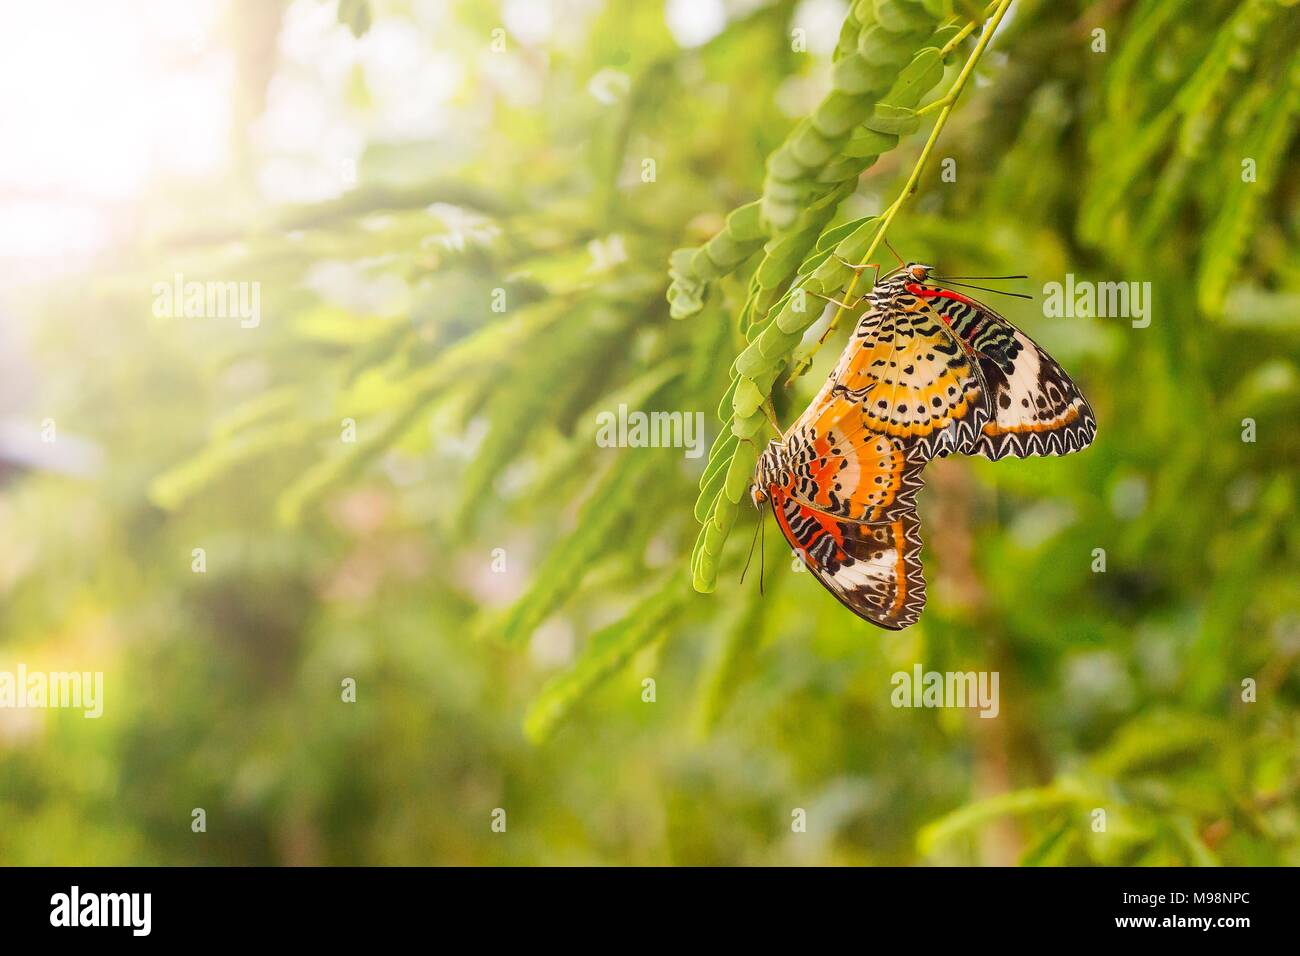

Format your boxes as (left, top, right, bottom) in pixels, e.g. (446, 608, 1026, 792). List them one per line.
(752, 261, 1096, 630)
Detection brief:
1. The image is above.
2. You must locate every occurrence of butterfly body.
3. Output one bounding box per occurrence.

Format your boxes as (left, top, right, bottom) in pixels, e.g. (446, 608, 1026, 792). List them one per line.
(753, 261, 1096, 628)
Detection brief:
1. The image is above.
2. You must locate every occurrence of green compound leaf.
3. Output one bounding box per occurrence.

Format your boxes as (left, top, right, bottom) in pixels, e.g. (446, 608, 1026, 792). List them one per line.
(496, 449, 659, 644)
(680, 2, 1000, 593)
(523, 574, 690, 744)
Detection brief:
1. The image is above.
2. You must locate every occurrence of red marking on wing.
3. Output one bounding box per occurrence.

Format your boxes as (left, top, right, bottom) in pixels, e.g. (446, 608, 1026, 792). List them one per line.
(905, 283, 984, 314)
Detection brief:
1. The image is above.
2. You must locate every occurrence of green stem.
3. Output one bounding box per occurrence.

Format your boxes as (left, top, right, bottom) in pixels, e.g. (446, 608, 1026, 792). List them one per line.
(939, 12, 983, 57)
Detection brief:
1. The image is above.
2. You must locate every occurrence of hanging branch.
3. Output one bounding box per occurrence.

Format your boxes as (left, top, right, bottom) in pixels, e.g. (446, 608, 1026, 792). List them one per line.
(787, 0, 1015, 382)
(689, 0, 1015, 594)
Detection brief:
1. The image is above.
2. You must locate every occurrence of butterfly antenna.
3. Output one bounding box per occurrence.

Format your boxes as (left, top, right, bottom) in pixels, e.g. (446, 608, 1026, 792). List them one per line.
(739, 504, 763, 585)
(883, 235, 906, 267)
(876, 262, 906, 284)
(933, 273, 1028, 280)
(927, 280, 1033, 300)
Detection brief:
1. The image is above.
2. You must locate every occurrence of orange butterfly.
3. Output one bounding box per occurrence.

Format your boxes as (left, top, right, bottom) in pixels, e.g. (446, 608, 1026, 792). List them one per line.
(752, 262, 1096, 629)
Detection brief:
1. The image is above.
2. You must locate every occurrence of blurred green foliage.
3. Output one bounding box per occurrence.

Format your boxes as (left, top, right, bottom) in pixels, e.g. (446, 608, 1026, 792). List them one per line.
(1, 0, 1297, 865)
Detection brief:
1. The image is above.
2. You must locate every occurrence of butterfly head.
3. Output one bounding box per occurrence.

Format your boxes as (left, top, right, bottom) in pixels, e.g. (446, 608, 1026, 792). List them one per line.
(751, 440, 788, 506)
(905, 261, 934, 282)
(871, 261, 934, 303)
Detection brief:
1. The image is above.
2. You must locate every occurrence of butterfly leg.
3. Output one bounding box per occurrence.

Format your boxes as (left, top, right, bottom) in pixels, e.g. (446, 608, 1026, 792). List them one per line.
(832, 257, 883, 287)
(762, 398, 781, 435)
(782, 291, 859, 387)
(807, 290, 868, 345)
(784, 267, 874, 387)
(807, 289, 867, 313)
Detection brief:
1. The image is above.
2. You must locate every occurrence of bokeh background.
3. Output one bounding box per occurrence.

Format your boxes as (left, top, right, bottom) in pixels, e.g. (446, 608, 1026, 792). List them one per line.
(1, 0, 1297, 865)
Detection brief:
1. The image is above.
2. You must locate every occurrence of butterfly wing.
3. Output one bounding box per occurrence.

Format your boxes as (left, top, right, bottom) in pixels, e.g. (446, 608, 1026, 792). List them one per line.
(756, 306, 946, 628)
(767, 482, 925, 630)
(806, 295, 990, 462)
(921, 289, 1096, 459)
(776, 410, 926, 524)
